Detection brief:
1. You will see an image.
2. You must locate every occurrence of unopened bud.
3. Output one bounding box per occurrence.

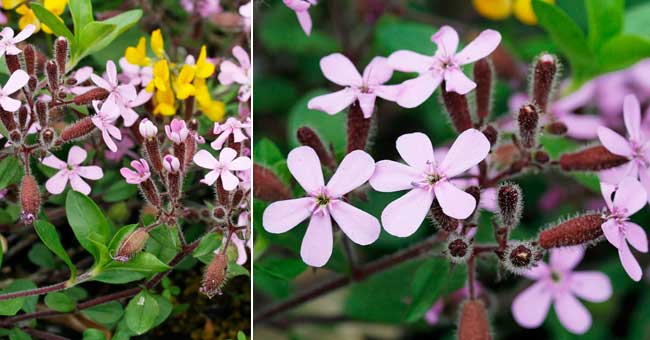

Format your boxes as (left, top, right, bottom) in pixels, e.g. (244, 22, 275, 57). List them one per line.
(23, 44, 36, 76)
(57, 117, 95, 144)
(465, 186, 482, 221)
(113, 227, 150, 262)
(497, 183, 522, 228)
(231, 188, 245, 208)
(73, 87, 109, 105)
(458, 300, 491, 340)
(446, 235, 472, 263)
(473, 58, 493, 122)
(200, 253, 229, 298)
(213, 206, 227, 222)
(539, 213, 605, 249)
(442, 85, 472, 133)
(139, 118, 158, 139)
(482, 125, 498, 146)
(298, 126, 336, 170)
(346, 103, 372, 153)
(504, 241, 540, 274)
(145, 138, 164, 173)
(17, 105, 28, 130)
(532, 53, 557, 113)
(430, 198, 460, 232)
(517, 104, 539, 148)
(5, 54, 21, 74)
(139, 178, 161, 208)
(559, 145, 628, 171)
(545, 121, 567, 135)
(164, 155, 181, 199)
(173, 141, 186, 172)
(184, 133, 196, 169)
(252, 164, 292, 202)
(46, 60, 59, 92)
(534, 150, 549, 164)
(9, 130, 21, 143)
(54, 37, 69, 74)
(40, 127, 55, 147)
(21, 175, 40, 224)
(0, 110, 17, 131)
(35, 100, 48, 127)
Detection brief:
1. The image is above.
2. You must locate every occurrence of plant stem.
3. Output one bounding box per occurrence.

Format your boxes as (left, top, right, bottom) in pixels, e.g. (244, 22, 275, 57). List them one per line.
(22, 328, 71, 340)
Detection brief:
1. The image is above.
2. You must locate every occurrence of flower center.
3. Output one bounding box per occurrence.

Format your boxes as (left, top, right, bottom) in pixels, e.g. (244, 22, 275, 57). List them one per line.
(315, 194, 330, 207)
(426, 173, 442, 185)
(550, 270, 562, 283)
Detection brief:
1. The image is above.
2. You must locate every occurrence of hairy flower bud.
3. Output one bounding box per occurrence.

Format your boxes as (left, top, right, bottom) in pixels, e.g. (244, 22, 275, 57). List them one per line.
(73, 88, 109, 105)
(347, 103, 372, 153)
(446, 234, 472, 263)
(139, 178, 161, 208)
(40, 127, 55, 147)
(497, 182, 522, 228)
(473, 58, 493, 122)
(9, 130, 21, 143)
(23, 44, 36, 76)
(20, 175, 40, 224)
(504, 241, 540, 274)
(559, 145, 628, 171)
(545, 121, 567, 135)
(517, 104, 539, 149)
(164, 155, 181, 200)
(56, 117, 95, 144)
(539, 213, 605, 249)
(17, 105, 28, 130)
(113, 227, 150, 262)
(430, 198, 460, 232)
(465, 186, 482, 222)
(482, 125, 498, 146)
(200, 253, 229, 298)
(442, 85, 472, 133)
(534, 150, 549, 164)
(54, 37, 69, 74)
(532, 53, 557, 113)
(458, 300, 492, 340)
(297, 126, 336, 170)
(5, 54, 21, 74)
(35, 100, 48, 127)
(0, 109, 17, 132)
(46, 60, 59, 92)
(253, 164, 292, 202)
(213, 205, 228, 223)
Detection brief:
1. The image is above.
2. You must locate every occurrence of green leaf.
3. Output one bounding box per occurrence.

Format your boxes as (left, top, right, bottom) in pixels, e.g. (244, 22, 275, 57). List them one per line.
(0, 279, 36, 316)
(228, 262, 250, 279)
(34, 220, 77, 280)
(375, 16, 438, 55)
(624, 2, 650, 36)
(44, 292, 76, 312)
(125, 291, 159, 335)
(237, 331, 247, 340)
(103, 181, 138, 202)
(253, 138, 284, 167)
(82, 329, 107, 340)
(254, 256, 306, 280)
(28, 243, 57, 269)
(104, 252, 171, 273)
(585, 0, 623, 50)
(78, 22, 115, 56)
(87, 10, 143, 56)
(0, 156, 23, 190)
(82, 301, 124, 326)
(30, 3, 74, 41)
(92, 270, 146, 284)
(66, 191, 111, 262)
(192, 233, 222, 263)
(599, 35, 650, 73)
(152, 295, 173, 327)
(69, 0, 94, 36)
(8, 328, 30, 340)
(107, 224, 139, 255)
(404, 259, 450, 321)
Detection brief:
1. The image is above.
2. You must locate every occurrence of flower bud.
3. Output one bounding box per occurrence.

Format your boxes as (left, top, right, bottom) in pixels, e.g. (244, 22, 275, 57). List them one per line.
(560, 145, 628, 171)
(473, 58, 493, 122)
(0, 109, 17, 132)
(539, 213, 605, 249)
(46, 60, 59, 92)
(73, 88, 109, 105)
(139, 118, 158, 139)
(54, 37, 69, 74)
(346, 103, 372, 153)
(164, 155, 181, 200)
(446, 234, 472, 264)
(17, 105, 28, 130)
(164, 119, 189, 144)
(200, 253, 229, 298)
(430, 198, 460, 232)
(23, 44, 36, 76)
(9, 130, 21, 143)
(163, 154, 180, 173)
(481, 125, 498, 146)
(40, 127, 55, 147)
(465, 186, 482, 222)
(497, 182, 522, 228)
(252, 164, 292, 202)
(5, 54, 21, 74)
(545, 121, 567, 135)
(140, 178, 161, 208)
(517, 104, 539, 149)
(113, 227, 150, 262)
(297, 126, 336, 170)
(441, 85, 472, 133)
(20, 174, 40, 224)
(534, 150, 549, 164)
(35, 100, 48, 127)
(56, 117, 96, 144)
(213, 205, 228, 223)
(504, 241, 540, 274)
(458, 300, 491, 340)
(532, 53, 557, 113)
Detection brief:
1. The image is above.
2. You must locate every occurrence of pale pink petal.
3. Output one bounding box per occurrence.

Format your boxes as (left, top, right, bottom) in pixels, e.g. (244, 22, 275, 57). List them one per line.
(91, 74, 111, 91)
(597, 126, 632, 157)
(374, 84, 402, 102)
(300, 212, 333, 267)
(228, 156, 251, 171)
(511, 281, 552, 329)
(624, 95, 641, 141)
(319, 53, 362, 87)
(232, 235, 248, 265)
(521, 262, 550, 280)
(613, 177, 647, 216)
(67, 146, 87, 165)
(106, 60, 117, 85)
(569, 272, 612, 303)
(220, 169, 240, 191)
(193, 150, 219, 169)
(287, 146, 325, 193)
(362, 57, 393, 86)
(554, 293, 591, 334)
(602, 219, 623, 249)
(77, 166, 103, 180)
(69, 174, 91, 195)
(600, 181, 616, 211)
(201, 170, 220, 186)
(619, 242, 643, 281)
(295, 10, 312, 36)
(561, 113, 602, 139)
(329, 201, 380, 245)
(454, 29, 501, 65)
(232, 46, 250, 69)
(357, 93, 376, 118)
(550, 246, 584, 272)
(13, 24, 35, 43)
(0, 96, 21, 112)
(431, 26, 459, 57)
(381, 188, 433, 237)
(307, 88, 357, 115)
(369, 160, 420, 192)
(444, 68, 476, 95)
(434, 181, 476, 219)
(219, 147, 238, 164)
(2, 69, 29, 94)
(395, 132, 434, 170)
(326, 150, 375, 197)
(439, 129, 490, 178)
(263, 197, 314, 233)
(396, 73, 442, 108)
(639, 169, 650, 204)
(624, 222, 648, 253)
(387, 50, 434, 73)
(45, 171, 69, 195)
(42, 155, 66, 169)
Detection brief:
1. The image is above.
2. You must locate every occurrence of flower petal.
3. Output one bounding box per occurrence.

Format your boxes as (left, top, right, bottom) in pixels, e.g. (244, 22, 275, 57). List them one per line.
(602, 219, 623, 249)
(0, 96, 21, 112)
(263, 197, 314, 233)
(77, 166, 103, 180)
(300, 212, 333, 267)
(624, 94, 642, 141)
(569, 271, 612, 303)
(434, 181, 476, 219)
(193, 150, 218, 169)
(3, 69, 29, 95)
(363, 57, 393, 86)
(554, 292, 592, 334)
(597, 126, 632, 157)
(326, 150, 375, 197)
(454, 29, 501, 65)
(381, 188, 433, 237)
(228, 156, 251, 171)
(287, 146, 325, 193)
(550, 246, 584, 272)
(624, 221, 648, 253)
(439, 128, 490, 178)
(444, 68, 476, 95)
(219, 147, 238, 164)
(431, 26, 459, 57)
(329, 201, 380, 245)
(295, 10, 312, 36)
(69, 174, 91, 195)
(369, 160, 420, 192)
(396, 73, 442, 108)
(387, 50, 433, 73)
(511, 281, 552, 329)
(67, 146, 87, 165)
(619, 242, 643, 281)
(613, 176, 647, 216)
(220, 170, 240, 191)
(395, 132, 434, 170)
(42, 155, 66, 170)
(357, 93, 376, 118)
(307, 88, 357, 115)
(45, 171, 68, 195)
(319, 53, 362, 87)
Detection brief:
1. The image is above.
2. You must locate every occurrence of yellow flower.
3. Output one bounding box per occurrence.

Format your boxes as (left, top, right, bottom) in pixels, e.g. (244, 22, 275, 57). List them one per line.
(513, 0, 554, 25)
(194, 45, 215, 79)
(195, 78, 224, 122)
(174, 64, 196, 100)
(3, 0, 23, 10)
(44, 0, 68, 15)
(471, 0, 555, 25)
(147, 60, 171, 92)
(153, 89, 176, 116)
(125, 37, 151, 67)
(16, 5, 41, 32)
(151, 29, 165, 59)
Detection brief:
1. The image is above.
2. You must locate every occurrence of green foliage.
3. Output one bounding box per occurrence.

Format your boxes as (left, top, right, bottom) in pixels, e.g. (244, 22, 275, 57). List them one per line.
(83, 329, 107, 340)
(65, 191, 112, 264)
(34, 220, 78, 280)
(44, 292, 76, 312)
(0, 156, 24, 191)
(103, 252, 171, 273)
(81, 301, 124, 326)
(125, 291, 159, 335)
(0, 279, 37, 316)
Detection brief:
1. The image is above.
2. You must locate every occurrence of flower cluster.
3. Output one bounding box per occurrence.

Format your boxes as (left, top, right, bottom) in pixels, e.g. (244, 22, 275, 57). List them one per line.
(2, 0, 68, 34)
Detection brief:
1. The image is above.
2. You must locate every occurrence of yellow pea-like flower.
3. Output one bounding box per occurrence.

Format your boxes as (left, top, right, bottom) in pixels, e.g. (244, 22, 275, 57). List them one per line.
(153, 89, 176, 116)
(194, 78, 225, 122)
(44, 0, 68, 16)
(3, 0, 23, 10)
(16, 5, 41, 32)
(472, 0, 512, 20)
(194, 45, 215, 79)
(513, 0, 555, 25)
(125, 37, 151, 67)
(147, 59, 171, 93)
(175, 64, 196, 100)
(151, 29, 165, 59)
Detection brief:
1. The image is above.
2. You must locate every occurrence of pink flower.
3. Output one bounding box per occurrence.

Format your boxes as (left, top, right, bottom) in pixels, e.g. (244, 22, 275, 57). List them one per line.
(105, 133, 138, 162)
(512, 247, 612, 334)
(211, 117, 250, 150)
(67, 66, 95, 95)
(164, 118, 189, 144)
(388, 26, 501, 108)
(307, 54, 402, 118)
(239, 1, 252, 31)
(163, 154, 181, 173)
(0, 24, 35, 57)
(120, 159, 151, 184)
(283, 0, 316, 36)
(0, 70, 29, 112)
(193, 147, 251, 190)
(42, 146, 104, 195)
(369, 129, 490, 236)
(119, 57, 152, 87)
(91, 60, 139, 126)
(180, 0, 222, 17)
(598, 95, 650, 202)
(218, 46, 251, 102)
(90, 99, 122, 152)
(219, 231, 249, 265)
(262, 147, 380, 267)
(600, 177, 648, 281)
(139, 118, 158, 139)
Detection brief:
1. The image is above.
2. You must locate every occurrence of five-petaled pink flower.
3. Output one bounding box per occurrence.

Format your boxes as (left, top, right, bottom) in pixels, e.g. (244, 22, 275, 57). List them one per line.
(369, 129, 490, 237)
(600, 177, 648, 281)
(0, 24, 35, 57)
(308, 54, 402, 118)
(0, 69, 29, 112)
(119, 57, 153, 87)
(211, 117, 250, 150)
(165, 118, 189, 144)
(388, 25, 501, 108)
(120, 159, 151, 184)
(193, 147, 251, 190)
(283, 0, 316, 36)
(218, 46, 251, 102)
(90, 99, 121, 152)
(263, 146, 380, 267)
(42, 146, 103, 195)
(512, 246, 612, 334)
(91, 60, 139, 126)
(598, 94, 650, 203)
